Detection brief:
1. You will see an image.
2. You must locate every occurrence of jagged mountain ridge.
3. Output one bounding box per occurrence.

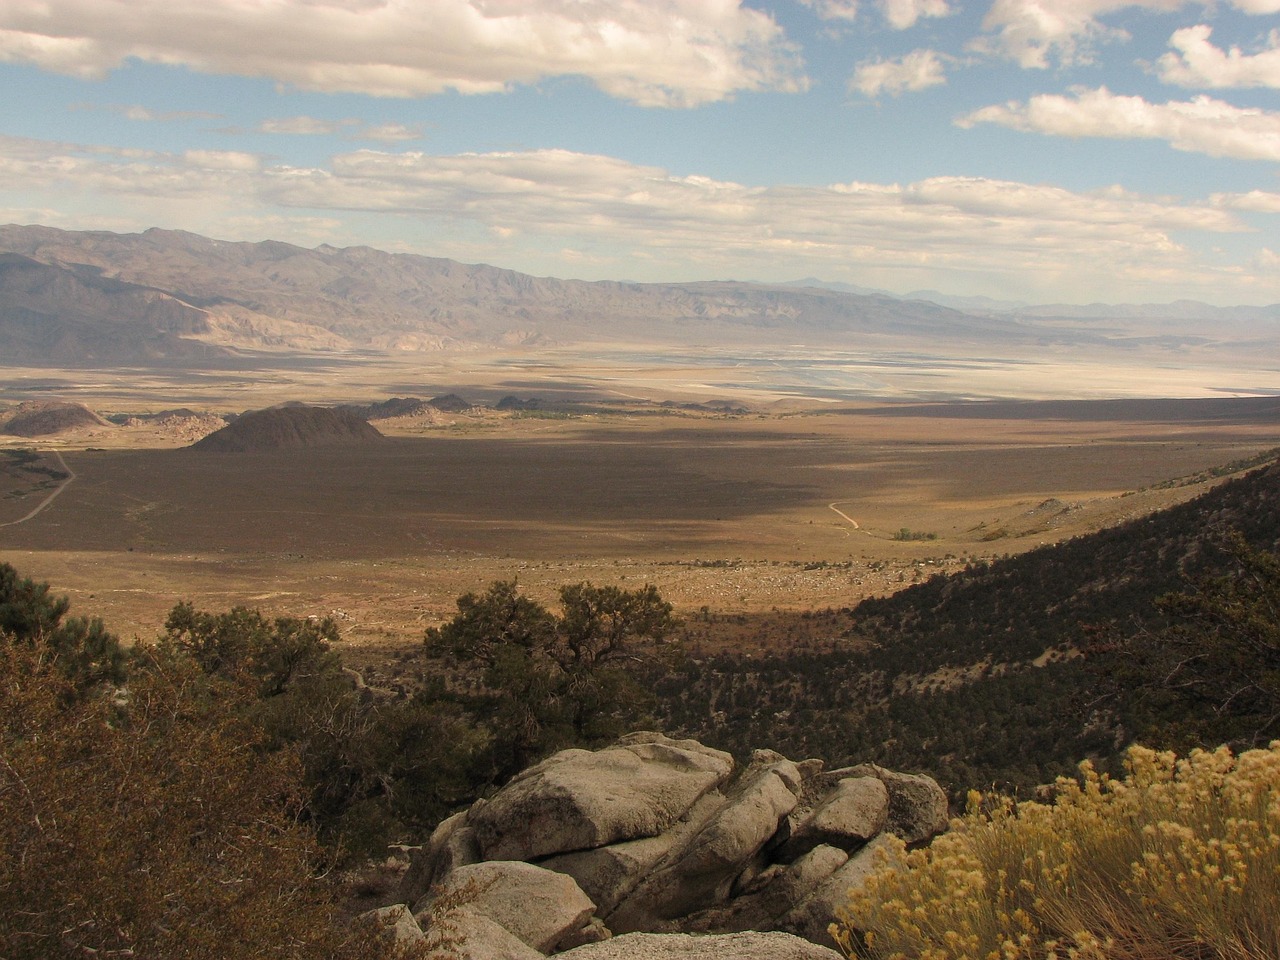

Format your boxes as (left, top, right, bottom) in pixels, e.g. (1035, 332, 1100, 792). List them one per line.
(0, 223, 1193, 365)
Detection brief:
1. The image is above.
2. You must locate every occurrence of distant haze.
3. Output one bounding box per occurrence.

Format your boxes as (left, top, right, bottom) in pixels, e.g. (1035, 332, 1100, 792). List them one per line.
(0, 224, 1276, 402)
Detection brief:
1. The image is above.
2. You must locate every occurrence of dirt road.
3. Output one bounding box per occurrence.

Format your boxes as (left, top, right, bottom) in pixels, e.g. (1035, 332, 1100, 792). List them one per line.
(0, 451, 76, 527)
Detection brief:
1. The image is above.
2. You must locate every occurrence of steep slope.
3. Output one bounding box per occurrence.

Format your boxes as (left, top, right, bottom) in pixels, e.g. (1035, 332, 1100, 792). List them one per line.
(189, 405, 385, 452)
(0, 253, 226, 363)
(656, 458, 1280, 795)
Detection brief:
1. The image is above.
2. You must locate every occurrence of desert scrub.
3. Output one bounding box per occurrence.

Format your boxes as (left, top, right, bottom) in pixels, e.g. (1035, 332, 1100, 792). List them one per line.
(832, 742, 1280, 960)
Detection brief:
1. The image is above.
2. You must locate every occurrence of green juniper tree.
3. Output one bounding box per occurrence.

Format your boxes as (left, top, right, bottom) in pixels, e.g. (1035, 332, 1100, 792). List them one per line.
(425, 580, 674, 780)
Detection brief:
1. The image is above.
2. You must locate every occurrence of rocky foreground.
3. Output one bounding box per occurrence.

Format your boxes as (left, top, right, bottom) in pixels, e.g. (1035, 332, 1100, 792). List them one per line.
(363, 732, 949, 958)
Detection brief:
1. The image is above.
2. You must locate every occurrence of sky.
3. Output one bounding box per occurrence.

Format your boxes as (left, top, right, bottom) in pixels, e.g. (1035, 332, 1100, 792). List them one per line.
(1, 0, 1279, 306)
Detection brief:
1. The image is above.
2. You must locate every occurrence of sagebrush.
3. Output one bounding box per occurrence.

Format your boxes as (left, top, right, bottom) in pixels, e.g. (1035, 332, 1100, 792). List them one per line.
(834, 742, 1280, 960)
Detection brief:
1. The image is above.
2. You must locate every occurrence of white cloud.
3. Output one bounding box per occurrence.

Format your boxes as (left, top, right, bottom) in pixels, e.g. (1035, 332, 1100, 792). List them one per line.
(259, 116, 349, 136)
(798, 0, 950, 28)
(852, 49, 948, 97)
(182, 150, 261, 172)
(1254, 247, 1280, 268)
(878, 0, 952, 30)
(958, 86, 1280, 161)
(257, 117, 424, 142)
(1, 135, 1266, 298)
(1212, 189, 1280, 212)
(358, 122, 425, 144)
(975, 0, 1172, 69)
(0, 0, 806, 108)
(796, 1, 861, 21)
(974, 1, 1278, 69)
(1158, 24, 1280, 89)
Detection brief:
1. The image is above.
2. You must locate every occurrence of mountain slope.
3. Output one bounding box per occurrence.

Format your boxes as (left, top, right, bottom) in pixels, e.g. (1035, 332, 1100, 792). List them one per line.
(0, 252, 226, 363)
(655, 457, 1280, 795)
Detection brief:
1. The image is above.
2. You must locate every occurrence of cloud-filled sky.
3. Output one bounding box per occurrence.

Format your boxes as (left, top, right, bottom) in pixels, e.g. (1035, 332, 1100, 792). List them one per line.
(1, 0, 1278, 304)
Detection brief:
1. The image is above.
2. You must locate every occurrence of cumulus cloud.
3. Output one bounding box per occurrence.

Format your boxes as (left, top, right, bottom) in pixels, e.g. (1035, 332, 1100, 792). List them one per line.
(1212, 189, 1280, 212)
(974, 0, 1278, 70)
(258, 117, 350, 136)
(974, 0, 1169, 69)
(1158, 24, 1280, 89)
(798, 0, 950, 28)
(259, 117, 351, 137)
(796, 0, 861, 21)
(851, 49, 948, 97)
(359, 122, 425, 143)
(0, 0, 806, 108)
(0, 135, 1239, 271)
(257, 117, 424, 142)
(182, 150, 261, 172)
(1, 135, 1263, 296)
(958, 86, 1280, 161)
(879, 0, 952, 30)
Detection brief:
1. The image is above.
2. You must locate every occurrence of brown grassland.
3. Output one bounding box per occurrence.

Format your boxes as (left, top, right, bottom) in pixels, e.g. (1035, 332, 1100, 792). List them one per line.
(2, 353, 1279, 661)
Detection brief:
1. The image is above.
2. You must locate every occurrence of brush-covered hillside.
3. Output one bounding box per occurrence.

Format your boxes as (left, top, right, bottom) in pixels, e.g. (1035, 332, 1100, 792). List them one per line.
(656, 457, 1280, 797)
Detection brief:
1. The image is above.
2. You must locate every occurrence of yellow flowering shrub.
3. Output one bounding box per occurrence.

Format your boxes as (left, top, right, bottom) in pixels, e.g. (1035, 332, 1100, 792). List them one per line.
(832, 742, 1280, 960)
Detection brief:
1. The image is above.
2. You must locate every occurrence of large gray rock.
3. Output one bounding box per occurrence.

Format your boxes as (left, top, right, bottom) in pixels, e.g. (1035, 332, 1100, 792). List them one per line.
(558, 930, 844, 958)
(353, 903, 425, 946)
(470, 733, 735, 862)
(779, 776, 889, 861)
(607, 754, 801, 931)
(442, 908, 547, 960)
(692, 844, 850, 933)
(399, 807, 482, 903)
(844, 765, 949, 845)
(394, 735, 949, 951)
(543, 791, 726, 915)
(782, 834, 903, 947)
(413, 860, 596, 953)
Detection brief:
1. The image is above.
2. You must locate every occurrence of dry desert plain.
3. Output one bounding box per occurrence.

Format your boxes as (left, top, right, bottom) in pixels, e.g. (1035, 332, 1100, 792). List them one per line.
(2, 352, 1280, 659)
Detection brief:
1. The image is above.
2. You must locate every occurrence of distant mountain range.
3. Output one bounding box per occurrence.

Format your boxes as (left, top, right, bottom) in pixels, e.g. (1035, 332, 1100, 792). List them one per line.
(0, 223, 1276, 367)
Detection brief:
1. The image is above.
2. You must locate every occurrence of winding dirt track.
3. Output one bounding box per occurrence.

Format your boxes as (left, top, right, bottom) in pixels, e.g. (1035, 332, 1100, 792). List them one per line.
(828, 501, 863, 532)
(0, 451, 76, 527)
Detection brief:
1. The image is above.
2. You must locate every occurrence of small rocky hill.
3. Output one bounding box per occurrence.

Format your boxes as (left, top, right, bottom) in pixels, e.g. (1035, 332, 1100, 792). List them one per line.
(189, 405, 384, 452)
(1, 400, 110, 437)
(342, 394, 473, 421)
(372, 733, 946, 958)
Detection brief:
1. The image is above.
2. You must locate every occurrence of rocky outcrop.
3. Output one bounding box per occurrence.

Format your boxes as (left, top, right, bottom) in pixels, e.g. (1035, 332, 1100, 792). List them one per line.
(387, 733, 948, 957)
(467, 735, 734, 862)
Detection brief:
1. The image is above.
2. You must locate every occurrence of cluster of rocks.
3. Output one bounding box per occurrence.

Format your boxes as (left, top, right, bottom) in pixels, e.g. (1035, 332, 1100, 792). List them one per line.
(364, 732, 949, 958)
